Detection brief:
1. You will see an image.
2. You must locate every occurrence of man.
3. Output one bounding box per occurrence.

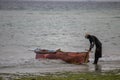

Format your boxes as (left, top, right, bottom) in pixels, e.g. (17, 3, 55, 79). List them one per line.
(85, 33, 102, 64)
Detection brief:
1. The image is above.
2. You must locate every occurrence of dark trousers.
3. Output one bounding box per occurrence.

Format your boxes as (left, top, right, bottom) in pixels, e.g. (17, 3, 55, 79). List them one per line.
(93, 46, 102, 64)
(94, 57, 99, 64)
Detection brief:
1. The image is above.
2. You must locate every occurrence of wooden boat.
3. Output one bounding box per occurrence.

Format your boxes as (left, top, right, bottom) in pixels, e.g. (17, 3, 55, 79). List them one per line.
(34, 48, 89, 64)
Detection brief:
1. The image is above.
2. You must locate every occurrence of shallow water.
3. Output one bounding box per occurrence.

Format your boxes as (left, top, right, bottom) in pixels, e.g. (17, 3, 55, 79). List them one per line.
(0, 1, 120, 73)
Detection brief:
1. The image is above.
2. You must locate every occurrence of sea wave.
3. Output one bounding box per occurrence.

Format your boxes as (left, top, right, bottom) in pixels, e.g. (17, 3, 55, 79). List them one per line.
(0, 57, 67, 69)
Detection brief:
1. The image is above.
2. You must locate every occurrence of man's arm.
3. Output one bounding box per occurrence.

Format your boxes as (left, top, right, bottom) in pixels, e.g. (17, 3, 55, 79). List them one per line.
(89, 37, 95, 51)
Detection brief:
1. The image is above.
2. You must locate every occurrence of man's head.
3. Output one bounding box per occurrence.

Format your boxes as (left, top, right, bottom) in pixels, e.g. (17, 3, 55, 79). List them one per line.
(85, 33, 90, 39)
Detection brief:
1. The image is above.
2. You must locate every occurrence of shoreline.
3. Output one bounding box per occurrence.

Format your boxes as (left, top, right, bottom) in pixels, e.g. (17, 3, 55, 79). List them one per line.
(0, 60, 120, 80)
(0, 69, 120, 80)
(0, 60, 120, 73)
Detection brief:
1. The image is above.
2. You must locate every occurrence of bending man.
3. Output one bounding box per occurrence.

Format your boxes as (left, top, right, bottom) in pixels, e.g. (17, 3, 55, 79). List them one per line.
(85, 33, 102, 64)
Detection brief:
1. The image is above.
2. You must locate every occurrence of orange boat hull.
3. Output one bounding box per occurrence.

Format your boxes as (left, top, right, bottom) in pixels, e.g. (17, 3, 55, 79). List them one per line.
(35, 51, 89, 64)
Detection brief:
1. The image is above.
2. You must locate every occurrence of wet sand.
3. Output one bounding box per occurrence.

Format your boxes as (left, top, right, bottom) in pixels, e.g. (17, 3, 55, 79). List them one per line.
(0, 60, 120, 74)
(0, 61, 120, 80)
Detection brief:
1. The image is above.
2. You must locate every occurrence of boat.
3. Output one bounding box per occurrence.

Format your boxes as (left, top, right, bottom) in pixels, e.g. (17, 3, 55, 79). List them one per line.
(34, 48, 89, 64)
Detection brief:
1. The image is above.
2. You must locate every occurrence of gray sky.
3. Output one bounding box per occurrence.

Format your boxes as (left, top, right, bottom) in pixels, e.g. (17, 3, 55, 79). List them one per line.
(37, 0, 120, 1)
(3, 0, 120, 1)
(26, 0, 120, 1)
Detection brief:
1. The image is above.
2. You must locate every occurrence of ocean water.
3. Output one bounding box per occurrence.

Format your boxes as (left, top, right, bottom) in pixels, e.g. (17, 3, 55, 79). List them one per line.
(0, 1, 120, 73)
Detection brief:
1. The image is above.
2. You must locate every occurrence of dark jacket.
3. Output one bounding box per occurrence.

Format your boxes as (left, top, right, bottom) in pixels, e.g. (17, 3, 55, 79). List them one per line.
(87, 35, 102, 51)
(87, 35, 102, 58)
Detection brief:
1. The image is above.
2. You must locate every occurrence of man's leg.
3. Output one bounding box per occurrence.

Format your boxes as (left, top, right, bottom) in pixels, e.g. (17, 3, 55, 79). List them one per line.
(93, 57, 99, 64)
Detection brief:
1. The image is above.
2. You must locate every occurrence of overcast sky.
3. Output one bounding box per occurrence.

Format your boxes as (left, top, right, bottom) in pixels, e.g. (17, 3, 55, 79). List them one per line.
(2, 0, 120, 1)
(29, 0, 120, 1)
(22, 0, 120, 1)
